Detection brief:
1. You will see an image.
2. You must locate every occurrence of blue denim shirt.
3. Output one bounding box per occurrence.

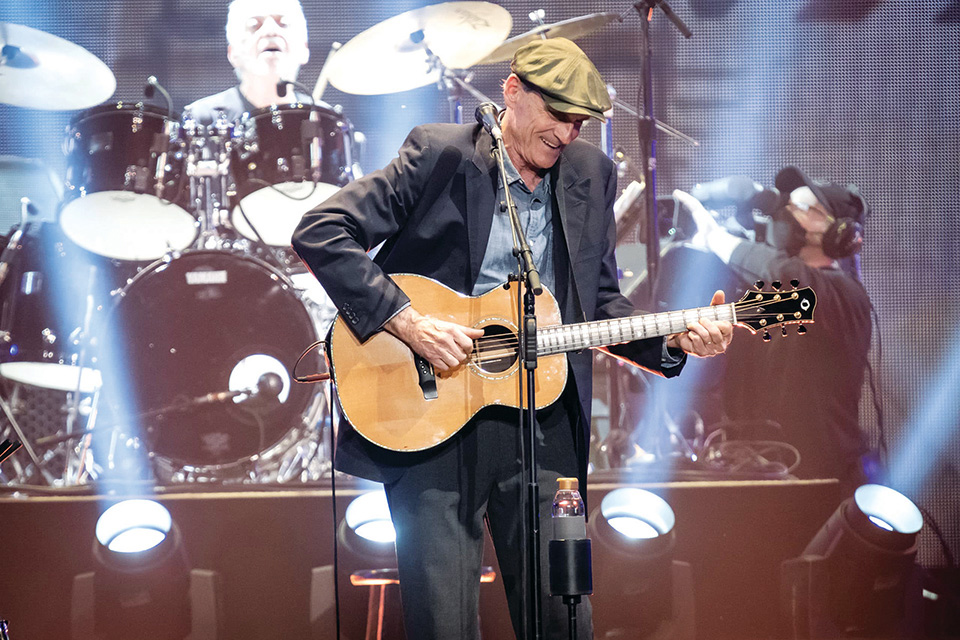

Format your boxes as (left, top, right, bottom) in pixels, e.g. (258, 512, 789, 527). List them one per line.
(472, 151, 555, 296)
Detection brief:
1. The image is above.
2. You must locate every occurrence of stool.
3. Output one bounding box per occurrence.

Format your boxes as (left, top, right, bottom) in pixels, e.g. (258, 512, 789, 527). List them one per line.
(350, 566, 497, 640)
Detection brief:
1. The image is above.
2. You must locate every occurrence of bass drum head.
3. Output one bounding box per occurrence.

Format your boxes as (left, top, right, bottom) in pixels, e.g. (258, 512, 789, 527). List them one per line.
(100, 250, 325, 476)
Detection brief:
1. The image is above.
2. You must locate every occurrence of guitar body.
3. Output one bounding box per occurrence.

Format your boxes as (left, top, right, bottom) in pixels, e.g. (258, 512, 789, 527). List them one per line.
(329, 274, 568, 452)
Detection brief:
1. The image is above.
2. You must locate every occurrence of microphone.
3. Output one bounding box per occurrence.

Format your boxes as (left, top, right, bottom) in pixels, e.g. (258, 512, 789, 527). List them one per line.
(276, 79, 316, 105)
(255, 372, 284, 400)
(475, 102, 502, 141)
(144, 75, 175, 120)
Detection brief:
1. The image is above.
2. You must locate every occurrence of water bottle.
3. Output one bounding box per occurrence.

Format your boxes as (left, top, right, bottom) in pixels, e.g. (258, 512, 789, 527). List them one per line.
(552, 477, 586, 540)
(549, 477, 592, 599)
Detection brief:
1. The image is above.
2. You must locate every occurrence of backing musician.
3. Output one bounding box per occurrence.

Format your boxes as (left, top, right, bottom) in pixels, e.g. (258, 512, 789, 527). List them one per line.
(676, 167, 873, 497)
(185, 0, 325, 125)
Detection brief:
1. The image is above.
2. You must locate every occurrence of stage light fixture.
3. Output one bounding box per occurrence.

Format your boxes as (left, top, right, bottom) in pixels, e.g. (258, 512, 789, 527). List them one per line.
(589, 488, 694, 640)
(781, 484, 924, 639)
(72, 500, 221, 640)
(95, 499, 171, 553)
(344, 488, 396, 544)
(598, 487, 676, 542)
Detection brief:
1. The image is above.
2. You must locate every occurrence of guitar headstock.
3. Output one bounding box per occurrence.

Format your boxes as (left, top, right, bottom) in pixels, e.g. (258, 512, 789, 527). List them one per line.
(735, 279, 816, 341)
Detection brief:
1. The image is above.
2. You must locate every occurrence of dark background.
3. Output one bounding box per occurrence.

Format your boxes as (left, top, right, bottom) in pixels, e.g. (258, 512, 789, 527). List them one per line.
(0, 0, 957, 574)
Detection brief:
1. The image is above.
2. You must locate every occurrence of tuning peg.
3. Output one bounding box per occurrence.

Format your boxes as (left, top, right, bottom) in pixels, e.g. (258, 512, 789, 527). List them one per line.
(790, 279, 799, 289)
(797, 325, 807, 335)
(771, 280, 782, 291)
(762, 330, 771, 342)
(754, 280, 764, 290)
(781, 326, 788, 337)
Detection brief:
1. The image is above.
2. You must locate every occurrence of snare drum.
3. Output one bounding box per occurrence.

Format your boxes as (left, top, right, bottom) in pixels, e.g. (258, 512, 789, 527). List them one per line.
(60, 102, 197, 261)
(99, 250, 326, 477)
(232, 103, 354, 247)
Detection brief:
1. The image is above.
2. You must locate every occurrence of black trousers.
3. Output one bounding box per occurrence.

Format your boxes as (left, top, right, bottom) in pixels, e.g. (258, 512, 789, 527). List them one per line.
(383, 396, 593, 640)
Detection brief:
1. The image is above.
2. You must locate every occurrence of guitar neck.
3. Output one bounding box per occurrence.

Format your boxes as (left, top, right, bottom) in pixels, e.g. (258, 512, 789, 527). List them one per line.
(537, 303, 737, 355)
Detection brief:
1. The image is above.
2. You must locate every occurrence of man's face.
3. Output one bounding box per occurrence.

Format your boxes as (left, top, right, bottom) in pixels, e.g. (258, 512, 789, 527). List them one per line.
(786, 186, 834, 237)
(227, 1, 309, 80)
(502, 75, 589, 173)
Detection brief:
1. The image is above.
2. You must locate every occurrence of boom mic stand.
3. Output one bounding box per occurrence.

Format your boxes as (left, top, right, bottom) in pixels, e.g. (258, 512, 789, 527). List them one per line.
(632, 0, 692, 306)
(478, 104, 544, 639)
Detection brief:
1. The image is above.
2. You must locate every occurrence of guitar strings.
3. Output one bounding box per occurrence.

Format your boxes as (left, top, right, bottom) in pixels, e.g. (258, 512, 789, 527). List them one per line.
(466, 298, 809, 365)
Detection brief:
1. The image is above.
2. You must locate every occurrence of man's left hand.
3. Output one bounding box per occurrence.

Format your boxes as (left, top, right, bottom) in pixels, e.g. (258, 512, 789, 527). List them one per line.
(665, 290, 734, 357)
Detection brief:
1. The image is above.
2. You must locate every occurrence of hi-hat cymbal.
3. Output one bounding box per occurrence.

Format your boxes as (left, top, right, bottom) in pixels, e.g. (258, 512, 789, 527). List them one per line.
(478, 12, 622, 65)
(326, 2, 511, 96)
(0, 22, 116, 110)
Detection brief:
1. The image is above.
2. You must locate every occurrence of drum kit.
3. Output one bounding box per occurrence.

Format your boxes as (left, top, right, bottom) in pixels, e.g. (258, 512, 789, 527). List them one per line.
(0, 4, 631, 487)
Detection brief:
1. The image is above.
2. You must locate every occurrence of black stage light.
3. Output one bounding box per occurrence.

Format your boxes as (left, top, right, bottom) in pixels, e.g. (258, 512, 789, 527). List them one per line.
(781, 484, 924, 639)
(589, 488, 694, 640)
(71, 499, 220, 640)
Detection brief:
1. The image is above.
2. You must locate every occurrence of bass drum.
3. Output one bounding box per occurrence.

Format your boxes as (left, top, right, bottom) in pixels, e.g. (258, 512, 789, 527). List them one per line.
(99, 250, 327, 481)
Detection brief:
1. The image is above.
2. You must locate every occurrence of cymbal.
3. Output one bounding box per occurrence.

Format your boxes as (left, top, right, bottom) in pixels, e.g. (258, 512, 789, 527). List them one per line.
(478, 12, 622, 65)
(0, 22, 116, 110)
(326, 2, 511, 96)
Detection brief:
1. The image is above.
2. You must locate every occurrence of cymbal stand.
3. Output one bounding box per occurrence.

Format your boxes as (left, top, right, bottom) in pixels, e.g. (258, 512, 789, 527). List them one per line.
(416, 32, 497, 123)
(630, 0, 693, 305)
(608, 93, 699, 147)
(0, 393, 52, 484)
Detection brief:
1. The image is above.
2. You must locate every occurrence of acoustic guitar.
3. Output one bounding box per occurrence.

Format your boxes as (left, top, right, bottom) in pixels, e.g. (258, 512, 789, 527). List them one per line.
(329, 274, 816, 452)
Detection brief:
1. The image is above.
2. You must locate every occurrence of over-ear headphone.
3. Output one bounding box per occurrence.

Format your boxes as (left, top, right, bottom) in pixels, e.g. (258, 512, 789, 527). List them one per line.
(820, 188, 868, 259)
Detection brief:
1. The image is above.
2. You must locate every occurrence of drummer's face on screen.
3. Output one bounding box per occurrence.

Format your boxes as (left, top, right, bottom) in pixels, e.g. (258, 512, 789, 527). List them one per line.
(227, 0, 309, 80)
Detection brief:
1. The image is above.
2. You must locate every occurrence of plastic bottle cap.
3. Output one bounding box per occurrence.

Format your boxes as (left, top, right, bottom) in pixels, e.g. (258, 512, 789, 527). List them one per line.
(557, 477, 579, 491)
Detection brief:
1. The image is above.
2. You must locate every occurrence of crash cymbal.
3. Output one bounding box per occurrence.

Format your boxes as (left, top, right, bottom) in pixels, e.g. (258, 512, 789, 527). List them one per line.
(0, 22, 116, 110)
(478, 12, 622, 65)
(326, 2, 511, 96)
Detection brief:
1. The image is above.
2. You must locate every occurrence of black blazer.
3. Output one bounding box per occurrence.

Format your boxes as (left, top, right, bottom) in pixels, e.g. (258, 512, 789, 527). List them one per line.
(292, 123, 682, 482)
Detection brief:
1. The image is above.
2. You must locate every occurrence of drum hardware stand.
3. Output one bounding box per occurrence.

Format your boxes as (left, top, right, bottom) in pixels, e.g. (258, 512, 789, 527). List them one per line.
(0, 393, 53, 485)
(606, 92, 700, 147)
(628, 0, 693, 306)
(415, 32, 497, 124)
(311, 41, 342, 104)
(184, 111, 235, 250)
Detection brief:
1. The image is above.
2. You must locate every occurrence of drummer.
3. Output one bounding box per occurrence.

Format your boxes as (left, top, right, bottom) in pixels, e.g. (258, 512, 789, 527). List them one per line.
(185, 0, 328, 124)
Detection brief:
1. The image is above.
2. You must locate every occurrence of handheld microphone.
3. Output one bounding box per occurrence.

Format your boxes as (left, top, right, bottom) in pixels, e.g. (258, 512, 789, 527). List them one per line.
(475, 102, 502, 141)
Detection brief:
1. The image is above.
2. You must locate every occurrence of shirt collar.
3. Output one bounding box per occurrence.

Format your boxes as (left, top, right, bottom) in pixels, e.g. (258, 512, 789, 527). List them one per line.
(501, 149, 552, 196)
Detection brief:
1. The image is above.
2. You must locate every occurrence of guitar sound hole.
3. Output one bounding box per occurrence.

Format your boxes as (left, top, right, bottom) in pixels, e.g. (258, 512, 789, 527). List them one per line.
(475, 324, 518, 374)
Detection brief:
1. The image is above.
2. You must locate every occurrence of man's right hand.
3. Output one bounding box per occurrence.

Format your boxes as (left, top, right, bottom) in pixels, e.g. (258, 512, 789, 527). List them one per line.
(384, 307, 485, 372)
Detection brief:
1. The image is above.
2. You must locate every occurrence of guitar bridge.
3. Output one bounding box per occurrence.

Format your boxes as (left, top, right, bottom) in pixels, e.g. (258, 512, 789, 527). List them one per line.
(413, 353, 438, 400)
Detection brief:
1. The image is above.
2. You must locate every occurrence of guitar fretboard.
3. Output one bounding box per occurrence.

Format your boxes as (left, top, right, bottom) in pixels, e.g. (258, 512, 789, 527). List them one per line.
(537, 303, 737, 355)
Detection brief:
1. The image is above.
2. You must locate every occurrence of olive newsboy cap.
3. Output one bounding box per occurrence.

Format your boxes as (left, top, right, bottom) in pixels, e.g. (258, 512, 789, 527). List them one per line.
(511, 37, 611, 121)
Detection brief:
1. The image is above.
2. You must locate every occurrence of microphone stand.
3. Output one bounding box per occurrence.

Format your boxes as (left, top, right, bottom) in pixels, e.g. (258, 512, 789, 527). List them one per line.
(632, 0, 693, 306)
(489, 130, 544, 640)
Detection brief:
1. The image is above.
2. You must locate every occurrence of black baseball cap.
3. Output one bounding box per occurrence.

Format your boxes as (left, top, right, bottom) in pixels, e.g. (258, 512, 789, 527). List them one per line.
(775, 166, 867, 223)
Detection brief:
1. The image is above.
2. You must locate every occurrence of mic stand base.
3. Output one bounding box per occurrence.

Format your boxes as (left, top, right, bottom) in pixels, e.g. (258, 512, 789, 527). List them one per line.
(564, 595, 582, 640)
